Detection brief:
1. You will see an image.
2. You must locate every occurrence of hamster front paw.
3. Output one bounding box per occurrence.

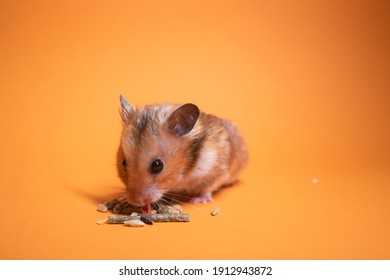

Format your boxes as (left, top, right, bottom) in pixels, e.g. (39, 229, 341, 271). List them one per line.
(191, 192, 213, 204)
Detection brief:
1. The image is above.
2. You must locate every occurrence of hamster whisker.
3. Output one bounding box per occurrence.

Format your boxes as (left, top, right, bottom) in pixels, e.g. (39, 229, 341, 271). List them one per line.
(156, 196, 171, 205)
(108, 191, 127, 202)
(151, 192, 170, 206)
(162, 194, 204, 212)
(151, 200, 160, 211)
(163, 192, 193, 199)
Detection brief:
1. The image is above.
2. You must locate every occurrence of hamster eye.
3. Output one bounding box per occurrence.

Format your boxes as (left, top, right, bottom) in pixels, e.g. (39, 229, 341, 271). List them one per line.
(150, 159, 164, 174)
(122, 159, 127, 168)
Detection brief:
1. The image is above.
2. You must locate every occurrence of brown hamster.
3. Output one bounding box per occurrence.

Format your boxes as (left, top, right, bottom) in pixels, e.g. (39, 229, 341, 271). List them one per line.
(117, 95, 248, 212)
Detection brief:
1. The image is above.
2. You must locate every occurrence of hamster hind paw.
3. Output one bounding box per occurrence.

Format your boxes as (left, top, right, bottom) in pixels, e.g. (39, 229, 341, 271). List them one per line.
(191, 192, 213, 204)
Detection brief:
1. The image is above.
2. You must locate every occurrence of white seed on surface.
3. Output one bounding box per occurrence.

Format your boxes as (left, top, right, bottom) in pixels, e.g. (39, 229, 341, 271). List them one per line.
(168, 208, 180, 215)
(171, 204, 183, 213)
(130, 212, 139, 217)
(96, 218, 108, 225)
(97, 204, 108, 213)
(151, 210, 158, 215)
(211, 206, 219, 216)
(124, 219, 145, 227)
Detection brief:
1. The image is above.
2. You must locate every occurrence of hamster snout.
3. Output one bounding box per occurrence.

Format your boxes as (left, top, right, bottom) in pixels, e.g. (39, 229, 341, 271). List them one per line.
(116, 95, 248, 208)
(126, 185, 163, 207)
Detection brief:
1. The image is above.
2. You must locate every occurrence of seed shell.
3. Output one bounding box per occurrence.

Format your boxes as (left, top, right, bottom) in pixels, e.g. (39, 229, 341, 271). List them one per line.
(171, 204, 183, 213)
(97, 204, 108, 213)
(96, 218, 108, 225)
(124, 219, 145, 227)
(211, 206, 219, 216)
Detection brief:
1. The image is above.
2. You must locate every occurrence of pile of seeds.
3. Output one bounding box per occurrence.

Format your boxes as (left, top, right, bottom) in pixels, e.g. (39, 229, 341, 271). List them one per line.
(97, 198, 184, 215)
(96, 198, 190, 227)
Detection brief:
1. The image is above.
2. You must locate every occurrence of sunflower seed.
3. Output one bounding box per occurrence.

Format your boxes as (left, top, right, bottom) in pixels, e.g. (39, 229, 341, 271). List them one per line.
(104, 199, 119, 210)
(139, 213, 154, 225)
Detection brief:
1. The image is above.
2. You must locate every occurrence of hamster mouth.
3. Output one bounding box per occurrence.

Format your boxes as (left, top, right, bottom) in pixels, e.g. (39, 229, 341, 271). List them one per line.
(127, 186, 162, 214)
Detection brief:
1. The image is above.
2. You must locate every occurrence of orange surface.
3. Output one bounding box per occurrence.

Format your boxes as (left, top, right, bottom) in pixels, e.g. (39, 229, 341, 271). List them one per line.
(0, 0, 389, 260)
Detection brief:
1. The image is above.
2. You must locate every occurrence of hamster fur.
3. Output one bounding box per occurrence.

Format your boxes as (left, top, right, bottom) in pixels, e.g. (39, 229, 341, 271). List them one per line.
(117, 95, 248, 211)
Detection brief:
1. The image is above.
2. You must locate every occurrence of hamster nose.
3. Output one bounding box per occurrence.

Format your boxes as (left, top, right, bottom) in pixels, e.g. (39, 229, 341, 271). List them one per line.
(128, 186, 162, 206)
(127, 195, 147, 207)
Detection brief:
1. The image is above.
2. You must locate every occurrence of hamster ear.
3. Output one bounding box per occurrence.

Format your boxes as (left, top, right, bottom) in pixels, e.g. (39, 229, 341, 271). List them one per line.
(119, 95, 134, 122)
(168, 103, 200, 136)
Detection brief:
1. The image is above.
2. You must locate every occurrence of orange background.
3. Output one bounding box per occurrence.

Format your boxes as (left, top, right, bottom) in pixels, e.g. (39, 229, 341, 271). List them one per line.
(0, 0, 389, 259)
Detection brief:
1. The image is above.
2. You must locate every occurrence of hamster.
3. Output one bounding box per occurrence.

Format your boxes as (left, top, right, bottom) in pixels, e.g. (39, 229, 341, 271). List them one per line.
(117, 95, 248, 212)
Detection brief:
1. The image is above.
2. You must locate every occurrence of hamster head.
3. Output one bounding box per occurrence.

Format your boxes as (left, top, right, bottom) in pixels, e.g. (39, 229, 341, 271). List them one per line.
(117, 95, 200, 209)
